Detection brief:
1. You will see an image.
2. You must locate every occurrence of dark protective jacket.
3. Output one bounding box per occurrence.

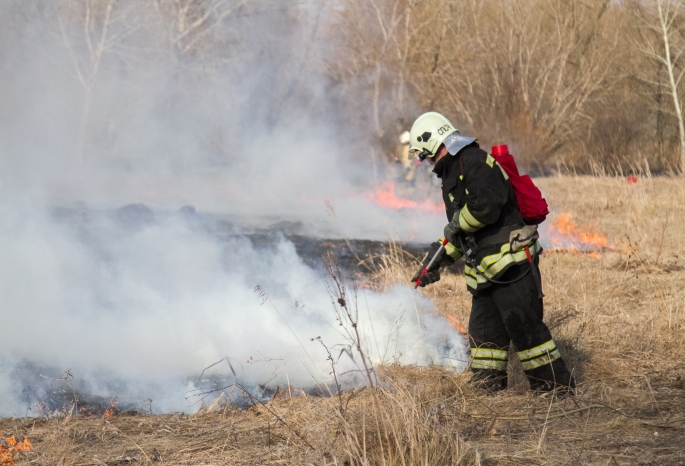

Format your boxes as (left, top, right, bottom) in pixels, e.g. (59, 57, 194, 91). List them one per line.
(433, 144, 542, 292)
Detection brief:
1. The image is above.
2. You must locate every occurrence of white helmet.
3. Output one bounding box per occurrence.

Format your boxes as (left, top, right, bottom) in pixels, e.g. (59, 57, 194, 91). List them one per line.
(409, 112, 476, 161)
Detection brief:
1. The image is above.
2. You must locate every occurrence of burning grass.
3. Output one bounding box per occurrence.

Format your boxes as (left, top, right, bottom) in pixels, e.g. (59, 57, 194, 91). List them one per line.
(2, 176, 685, 464)
(548, 211, 609, 250)
(364, 180, 443, 213)
(0, 433, 32, 466)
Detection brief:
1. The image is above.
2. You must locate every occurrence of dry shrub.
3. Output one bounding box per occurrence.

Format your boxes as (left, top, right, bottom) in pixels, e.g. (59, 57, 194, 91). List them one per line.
(334, 367, 478, 465)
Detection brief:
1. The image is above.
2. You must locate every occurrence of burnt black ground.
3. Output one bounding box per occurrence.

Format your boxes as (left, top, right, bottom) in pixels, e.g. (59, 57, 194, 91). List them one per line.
(52, 203, 430, 272)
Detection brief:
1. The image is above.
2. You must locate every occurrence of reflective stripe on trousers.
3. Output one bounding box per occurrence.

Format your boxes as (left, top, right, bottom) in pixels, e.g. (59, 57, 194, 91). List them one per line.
(517, 339, 561, 371)
(471, 347, 508, 371)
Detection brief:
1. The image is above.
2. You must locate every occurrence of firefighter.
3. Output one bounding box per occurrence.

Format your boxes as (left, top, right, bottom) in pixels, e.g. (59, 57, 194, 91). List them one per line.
(397, 131, 416, 182)
(408, 111, 575, 396)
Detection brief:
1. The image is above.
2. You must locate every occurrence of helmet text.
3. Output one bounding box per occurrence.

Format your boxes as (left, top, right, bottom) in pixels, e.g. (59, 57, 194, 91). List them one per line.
(437, 124, 452, 135)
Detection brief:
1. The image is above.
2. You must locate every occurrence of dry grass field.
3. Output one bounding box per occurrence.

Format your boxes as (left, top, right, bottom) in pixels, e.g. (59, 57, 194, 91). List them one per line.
(2, 176, 685, 465)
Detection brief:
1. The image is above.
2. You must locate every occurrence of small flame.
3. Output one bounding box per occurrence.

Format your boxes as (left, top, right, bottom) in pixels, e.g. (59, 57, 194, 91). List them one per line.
(0, 432, 32, 466)
(103, 400, 119, 419)
(446, 315, 467, 334)
(365, 181, 442, 213)
(549, 212, 608, 250)
(544, 212, 630, 257)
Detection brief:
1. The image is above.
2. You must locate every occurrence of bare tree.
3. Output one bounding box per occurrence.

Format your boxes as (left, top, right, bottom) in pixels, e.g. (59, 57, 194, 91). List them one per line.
(50, 0, 255, 165)
(153, 0, 250, 58)
(637, 0, 685, 173)
(10, 0, 685, 174)
(433, 0, 618, 166)
(332, 0, 407, 138)
(56, 0, 140, 164)
(330, 0, 621, 171)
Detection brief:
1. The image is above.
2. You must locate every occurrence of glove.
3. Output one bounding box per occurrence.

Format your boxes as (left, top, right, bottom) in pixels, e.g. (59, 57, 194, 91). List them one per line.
(443, 210, 463, 246)
(410, 241, 453, 288)
(426, 240, 454, 271)
(509, 224, 539, 251)
(415, 270, 440, 287)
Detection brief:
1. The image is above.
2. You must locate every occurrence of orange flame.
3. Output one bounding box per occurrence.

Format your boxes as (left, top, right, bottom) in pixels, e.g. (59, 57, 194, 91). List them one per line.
(446, 315, 467, 334)
(0, 432, 32, 466)
(104, 400, 119, 419)
(546, 212, 615, 256)
(365, 181, 442, 213)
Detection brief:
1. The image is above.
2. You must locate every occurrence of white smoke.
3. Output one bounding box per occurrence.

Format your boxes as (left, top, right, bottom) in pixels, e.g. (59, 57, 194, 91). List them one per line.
(0, 205, 466, 416)
(0, 1, 462, 416)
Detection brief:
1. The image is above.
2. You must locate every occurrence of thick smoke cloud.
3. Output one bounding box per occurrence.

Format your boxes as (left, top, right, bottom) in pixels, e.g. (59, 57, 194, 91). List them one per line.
(0, 207, 467, 416)
(0, 1, 462, 415)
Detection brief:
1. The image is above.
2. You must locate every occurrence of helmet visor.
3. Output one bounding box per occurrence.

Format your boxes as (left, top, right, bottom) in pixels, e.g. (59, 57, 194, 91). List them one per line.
(444, 132, 477, 155)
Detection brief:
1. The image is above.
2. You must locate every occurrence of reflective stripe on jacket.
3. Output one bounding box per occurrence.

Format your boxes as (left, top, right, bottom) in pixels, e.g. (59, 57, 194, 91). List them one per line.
(435, 145, 535, 291)
(464, 240, 542, 289)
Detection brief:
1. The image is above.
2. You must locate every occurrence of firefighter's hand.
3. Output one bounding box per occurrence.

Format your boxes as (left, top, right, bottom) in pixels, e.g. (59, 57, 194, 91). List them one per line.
(425, 241, 453, 271)
(416, 270, 440, 287)
(443, 211, 462, 246)
(509, 225, 539, 251)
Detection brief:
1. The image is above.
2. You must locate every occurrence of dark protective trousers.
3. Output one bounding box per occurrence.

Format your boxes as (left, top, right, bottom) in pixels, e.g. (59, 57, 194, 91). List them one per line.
(467, 260, 574, 392)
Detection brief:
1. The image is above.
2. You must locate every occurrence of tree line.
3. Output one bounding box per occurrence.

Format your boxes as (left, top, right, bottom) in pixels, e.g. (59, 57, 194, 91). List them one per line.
(2, 0, 684, 175)
(331, 0, 685, 174)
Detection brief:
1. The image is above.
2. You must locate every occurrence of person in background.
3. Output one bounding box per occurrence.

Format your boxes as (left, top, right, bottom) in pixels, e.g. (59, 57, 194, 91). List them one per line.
(397, 130, 415, 182)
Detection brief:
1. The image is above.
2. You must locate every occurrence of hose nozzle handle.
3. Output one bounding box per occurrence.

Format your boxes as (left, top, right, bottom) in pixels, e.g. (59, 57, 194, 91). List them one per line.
(414, 238, 449, 289)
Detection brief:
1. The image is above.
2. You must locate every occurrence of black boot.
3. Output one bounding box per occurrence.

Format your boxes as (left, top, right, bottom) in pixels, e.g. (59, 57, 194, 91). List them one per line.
(470, 369, 508, 393)
(525, 359, 575, 398)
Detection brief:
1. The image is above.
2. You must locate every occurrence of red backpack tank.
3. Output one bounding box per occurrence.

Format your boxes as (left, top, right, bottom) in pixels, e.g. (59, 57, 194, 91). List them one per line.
(491, 145, 549, 225)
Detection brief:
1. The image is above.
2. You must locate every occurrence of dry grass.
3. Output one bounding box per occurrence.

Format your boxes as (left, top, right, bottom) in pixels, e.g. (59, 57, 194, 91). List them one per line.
(3, 176, 685, 465)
